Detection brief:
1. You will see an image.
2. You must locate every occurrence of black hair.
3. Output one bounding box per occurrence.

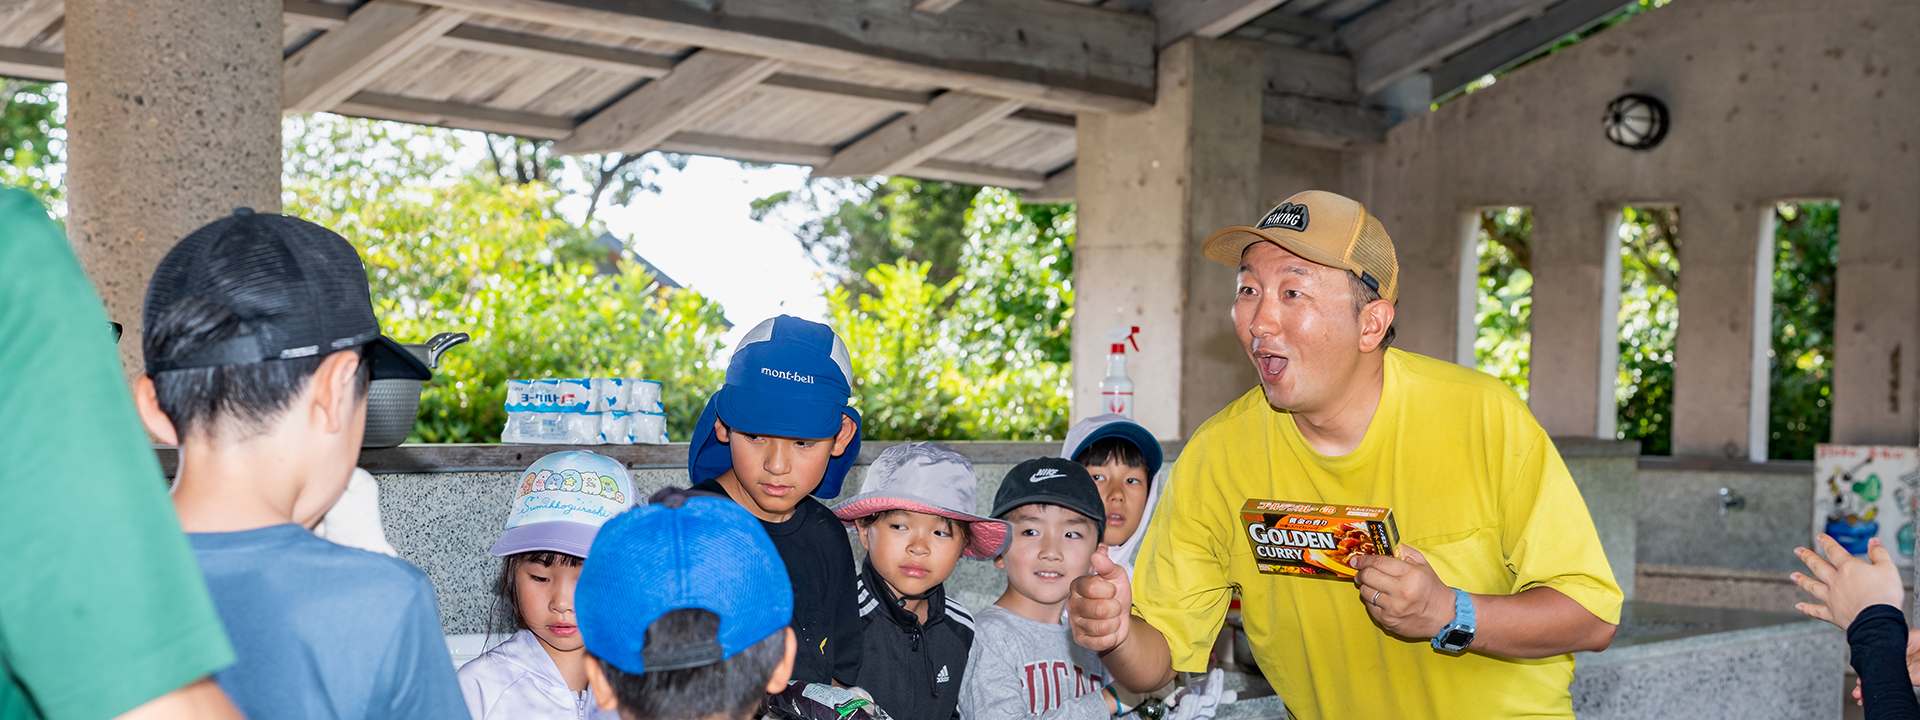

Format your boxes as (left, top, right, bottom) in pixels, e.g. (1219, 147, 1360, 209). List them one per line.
(597, 609, 786, 720)
(852, 509, 972, 545)
(1074, 436, 1148, 473)
(1347, 270, 1396, 351)
(146, 296, 371, 440)
(488, 550, 586, 636)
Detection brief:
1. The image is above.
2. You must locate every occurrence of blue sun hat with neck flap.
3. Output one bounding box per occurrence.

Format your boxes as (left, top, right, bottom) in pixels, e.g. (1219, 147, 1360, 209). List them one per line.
(688, 315, 863, 498)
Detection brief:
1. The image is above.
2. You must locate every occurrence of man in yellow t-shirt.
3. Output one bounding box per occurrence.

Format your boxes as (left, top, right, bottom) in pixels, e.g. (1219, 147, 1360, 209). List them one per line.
(1067, 190, 1622, 719)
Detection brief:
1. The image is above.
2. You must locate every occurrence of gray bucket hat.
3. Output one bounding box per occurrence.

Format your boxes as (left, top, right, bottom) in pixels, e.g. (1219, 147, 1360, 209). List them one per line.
(830, 442, 1009, 558)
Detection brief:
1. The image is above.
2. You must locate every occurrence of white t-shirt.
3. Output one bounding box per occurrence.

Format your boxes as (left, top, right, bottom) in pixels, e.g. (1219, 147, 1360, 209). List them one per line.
(457, 630, 618, 720)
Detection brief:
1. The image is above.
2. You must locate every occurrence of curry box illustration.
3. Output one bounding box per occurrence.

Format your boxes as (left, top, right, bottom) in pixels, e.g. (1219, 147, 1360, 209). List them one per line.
(1242, 500, 1398, 578)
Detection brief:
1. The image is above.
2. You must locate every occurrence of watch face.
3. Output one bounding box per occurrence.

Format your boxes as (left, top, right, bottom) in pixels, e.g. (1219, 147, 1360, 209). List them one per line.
(1443, 628, 1473, 648)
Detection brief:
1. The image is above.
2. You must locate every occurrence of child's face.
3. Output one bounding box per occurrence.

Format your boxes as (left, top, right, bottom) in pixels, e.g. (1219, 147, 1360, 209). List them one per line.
(1085, 460, 1151, 547)
(994, 503, 1099, 609)
(716, 417, 853, 518)
(517, 556, 585, 653)
(858, 510, 966, 600)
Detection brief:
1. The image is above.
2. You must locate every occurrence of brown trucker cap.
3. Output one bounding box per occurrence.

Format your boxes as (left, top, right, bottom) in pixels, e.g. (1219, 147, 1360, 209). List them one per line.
(1201, 190, 1399, 304)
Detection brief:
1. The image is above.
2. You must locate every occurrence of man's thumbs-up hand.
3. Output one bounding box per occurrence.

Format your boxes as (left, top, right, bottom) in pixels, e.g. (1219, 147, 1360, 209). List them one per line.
(1070, 546, 1133, 653)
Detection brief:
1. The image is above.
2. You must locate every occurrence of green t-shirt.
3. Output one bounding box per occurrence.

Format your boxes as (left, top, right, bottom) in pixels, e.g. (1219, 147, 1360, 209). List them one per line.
(0, 189, 235, 720)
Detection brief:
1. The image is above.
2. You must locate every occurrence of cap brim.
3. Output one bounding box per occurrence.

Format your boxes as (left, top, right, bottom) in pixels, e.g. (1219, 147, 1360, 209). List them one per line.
(1066, 422, 1163, 480)
(1202, 226, 1359, 274)
(368, 335, 433, 381)
(714, 384, 846, 440)
(992, 494, 1107, 545)
(490, 520, 601, 557)
(831, 494, 1010, 558)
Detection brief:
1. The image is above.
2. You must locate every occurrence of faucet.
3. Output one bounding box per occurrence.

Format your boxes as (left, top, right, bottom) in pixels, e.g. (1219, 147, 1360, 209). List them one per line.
(1719, 487, 1746, 516)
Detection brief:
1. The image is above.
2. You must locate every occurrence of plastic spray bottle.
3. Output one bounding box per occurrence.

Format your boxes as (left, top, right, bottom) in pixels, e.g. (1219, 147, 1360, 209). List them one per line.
(1102, 326, 1140, 418)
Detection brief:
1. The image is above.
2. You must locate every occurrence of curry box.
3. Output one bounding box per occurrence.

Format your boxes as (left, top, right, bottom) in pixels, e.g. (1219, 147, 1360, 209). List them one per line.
(1241, 500, 1399, 579)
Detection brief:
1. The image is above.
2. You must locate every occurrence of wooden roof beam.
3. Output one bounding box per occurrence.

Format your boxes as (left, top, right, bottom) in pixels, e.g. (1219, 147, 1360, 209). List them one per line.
(1020, 164, 1075, 204)
(914, 0, 970, 12)
(0, 46, 62, 82)
(554, 48, 785, 155)
(814, 91, 1022, 179)
(1153, 0, 1293, 47)
(284, 0, 472, 113)
(1428, 0, 1638, 97)
(1338, 0, 1557, 94)
(0, 0, 63, 48)
(412, 0, 1155, 114)
(910, 159, 1046, 190)
(1260, 45, 1384, 148)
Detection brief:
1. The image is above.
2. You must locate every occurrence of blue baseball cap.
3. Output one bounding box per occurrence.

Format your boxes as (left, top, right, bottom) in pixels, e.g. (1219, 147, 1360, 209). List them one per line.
(1059, 414, 1163, 480)
(577, 488, 793, 675)
(688, 316, 863, 497)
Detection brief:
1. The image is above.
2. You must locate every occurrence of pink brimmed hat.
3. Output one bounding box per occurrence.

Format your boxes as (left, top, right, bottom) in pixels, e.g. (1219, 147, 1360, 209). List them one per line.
(831, 442, 1008, 558)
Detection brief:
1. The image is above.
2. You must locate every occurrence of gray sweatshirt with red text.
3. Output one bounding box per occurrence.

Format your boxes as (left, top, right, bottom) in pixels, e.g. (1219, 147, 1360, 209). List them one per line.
(957, 605, 1111, 720)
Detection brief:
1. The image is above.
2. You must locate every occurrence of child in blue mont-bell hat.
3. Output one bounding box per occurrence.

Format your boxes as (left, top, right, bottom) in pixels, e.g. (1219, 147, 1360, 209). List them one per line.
(458, 450, 638, 720)
(686, 315, 864, 687)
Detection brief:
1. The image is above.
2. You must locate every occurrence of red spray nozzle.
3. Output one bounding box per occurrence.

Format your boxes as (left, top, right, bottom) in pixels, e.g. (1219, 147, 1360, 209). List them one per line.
(1105, 326, 1140, 353)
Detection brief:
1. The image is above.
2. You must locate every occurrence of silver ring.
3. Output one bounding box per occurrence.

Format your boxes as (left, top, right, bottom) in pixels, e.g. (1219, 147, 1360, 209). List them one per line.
(1371, 589, 1382, 606)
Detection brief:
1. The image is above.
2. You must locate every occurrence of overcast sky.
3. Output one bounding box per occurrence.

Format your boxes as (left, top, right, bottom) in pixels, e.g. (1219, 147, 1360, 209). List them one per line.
(552, 156, 833, 357)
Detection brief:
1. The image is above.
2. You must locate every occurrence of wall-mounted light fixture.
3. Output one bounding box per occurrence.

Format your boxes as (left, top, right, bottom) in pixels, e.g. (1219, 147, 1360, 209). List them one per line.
(1604, 94, 1669, 150)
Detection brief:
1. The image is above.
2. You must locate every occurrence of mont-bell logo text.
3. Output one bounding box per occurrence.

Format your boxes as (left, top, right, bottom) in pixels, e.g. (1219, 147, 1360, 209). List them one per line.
(1258, 202, 1310, 232)
(760, 367, 816, 384)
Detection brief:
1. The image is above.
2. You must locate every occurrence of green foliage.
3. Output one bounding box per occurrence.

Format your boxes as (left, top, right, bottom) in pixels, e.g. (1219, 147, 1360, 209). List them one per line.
(283, 115, 727, 442)
(826, 188, 1074, 441)
(1768, 201, 1839, 460)
(0, 81, 62, 208)
(1616, 206, 1681, 456)
(752, 176, 981, 296)
(1474, 207, 1533, 398)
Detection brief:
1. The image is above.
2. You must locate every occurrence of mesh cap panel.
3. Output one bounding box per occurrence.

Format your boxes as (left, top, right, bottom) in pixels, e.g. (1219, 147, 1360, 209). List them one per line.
(142, 210, 427, 379)
(1347, 212, 1399, 303)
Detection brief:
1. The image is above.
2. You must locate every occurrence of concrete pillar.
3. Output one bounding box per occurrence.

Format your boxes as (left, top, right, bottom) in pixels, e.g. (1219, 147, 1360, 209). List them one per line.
(1074, 38, 1264, 440)
(1831, 194, 1920, 446)
(1528, 198, 1615, 437)
(65, 0, 284, 378)
(1671, 197, 1763, 458)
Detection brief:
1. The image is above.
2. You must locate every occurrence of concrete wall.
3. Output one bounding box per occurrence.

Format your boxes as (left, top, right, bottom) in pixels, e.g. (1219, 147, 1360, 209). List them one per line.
(375, 439, 1644, 633)
(1074, 38, 1265, 440)
(1347, 0, 1920, 457)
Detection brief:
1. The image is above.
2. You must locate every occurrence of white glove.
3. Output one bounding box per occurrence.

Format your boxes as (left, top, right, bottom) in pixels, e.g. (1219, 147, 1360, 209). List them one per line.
(1165, 669, 1236, 720)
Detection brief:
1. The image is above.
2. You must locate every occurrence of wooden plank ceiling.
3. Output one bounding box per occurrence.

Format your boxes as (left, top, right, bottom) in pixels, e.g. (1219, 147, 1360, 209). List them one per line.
(0, 0, 1644, 193)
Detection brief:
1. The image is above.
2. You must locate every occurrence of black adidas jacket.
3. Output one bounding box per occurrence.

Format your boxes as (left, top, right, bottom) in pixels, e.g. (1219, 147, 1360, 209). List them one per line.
(853, 559, 975, 720)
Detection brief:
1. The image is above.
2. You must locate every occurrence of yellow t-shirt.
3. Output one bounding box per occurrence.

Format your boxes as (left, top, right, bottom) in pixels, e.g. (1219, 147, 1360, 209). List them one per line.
(1132, 349, 1622, 720)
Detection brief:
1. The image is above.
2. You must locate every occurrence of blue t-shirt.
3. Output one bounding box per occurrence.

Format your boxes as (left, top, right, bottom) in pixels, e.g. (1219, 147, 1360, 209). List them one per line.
(190, 524, 466, 720)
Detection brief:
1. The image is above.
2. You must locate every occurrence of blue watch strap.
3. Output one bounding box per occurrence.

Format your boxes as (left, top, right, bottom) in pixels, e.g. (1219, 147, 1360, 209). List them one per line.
(1431, 587, 1476, 651)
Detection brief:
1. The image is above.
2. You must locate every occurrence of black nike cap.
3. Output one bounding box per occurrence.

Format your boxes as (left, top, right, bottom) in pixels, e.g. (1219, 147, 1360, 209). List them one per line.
(142, 208, 431, 381)
(992, 457, 1106, 543)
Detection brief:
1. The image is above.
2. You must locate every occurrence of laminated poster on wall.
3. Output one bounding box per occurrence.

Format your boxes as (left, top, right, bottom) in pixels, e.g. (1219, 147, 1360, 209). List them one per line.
(1814, 444, 1920, 565)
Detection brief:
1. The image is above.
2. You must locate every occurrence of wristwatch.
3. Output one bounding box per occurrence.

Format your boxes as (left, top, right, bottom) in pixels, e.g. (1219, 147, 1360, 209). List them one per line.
(1431, 587, 1476, 653)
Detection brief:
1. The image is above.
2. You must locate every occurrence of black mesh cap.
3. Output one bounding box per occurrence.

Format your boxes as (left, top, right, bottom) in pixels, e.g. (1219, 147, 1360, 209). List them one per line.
(142, 208, 431, 381)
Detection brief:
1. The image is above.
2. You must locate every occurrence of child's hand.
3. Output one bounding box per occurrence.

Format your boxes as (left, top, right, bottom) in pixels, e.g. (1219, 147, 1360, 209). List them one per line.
(1791, 535, 1905, 630)
(1070, 547, 1133, 653)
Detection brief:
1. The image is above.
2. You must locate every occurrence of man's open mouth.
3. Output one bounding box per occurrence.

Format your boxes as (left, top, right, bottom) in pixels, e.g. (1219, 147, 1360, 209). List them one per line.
(1258, 353, 1288, 377)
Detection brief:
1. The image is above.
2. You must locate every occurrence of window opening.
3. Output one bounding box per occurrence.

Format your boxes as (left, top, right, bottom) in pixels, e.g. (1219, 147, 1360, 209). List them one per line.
(1616, 205, 1681, 455)
(1474, 207, 1533, 399)
(1766, 201, 1839, 460)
